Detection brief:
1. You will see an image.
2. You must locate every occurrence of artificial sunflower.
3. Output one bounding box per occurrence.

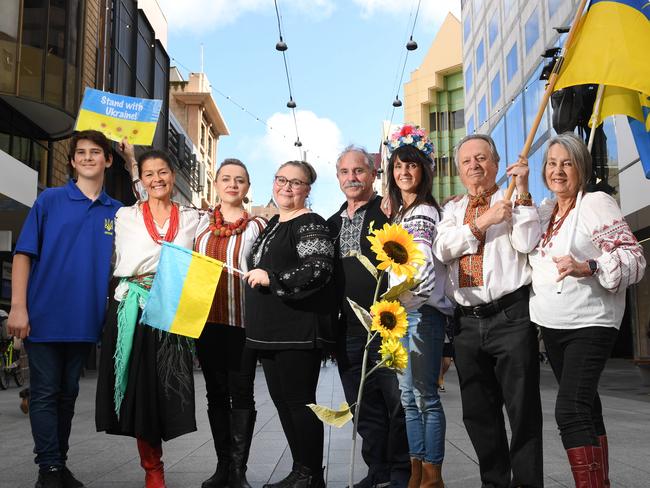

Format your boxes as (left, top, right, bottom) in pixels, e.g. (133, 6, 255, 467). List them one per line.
(367, 223, 425, 278)
(370, 300, 408, 340)
(379, 338, 408, 371)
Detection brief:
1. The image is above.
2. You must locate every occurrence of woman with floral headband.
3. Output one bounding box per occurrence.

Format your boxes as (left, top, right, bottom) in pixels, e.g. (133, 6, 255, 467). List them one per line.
(386, 125, 454, 488)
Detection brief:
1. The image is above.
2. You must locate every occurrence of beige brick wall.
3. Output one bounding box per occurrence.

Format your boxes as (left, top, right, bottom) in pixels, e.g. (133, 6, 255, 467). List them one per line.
(51, 0, 100, 187)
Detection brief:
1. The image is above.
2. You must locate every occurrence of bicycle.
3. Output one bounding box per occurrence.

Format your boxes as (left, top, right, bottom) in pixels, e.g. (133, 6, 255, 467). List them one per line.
(0, 338, 25, 389)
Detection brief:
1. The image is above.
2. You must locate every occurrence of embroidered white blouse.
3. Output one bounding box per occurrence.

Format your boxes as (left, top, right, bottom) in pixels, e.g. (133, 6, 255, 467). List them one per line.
(112, 204, 201, 300)
(390, 204, 454, 314)
(529, 192, 646, 330)
(433, 189, 541, 307)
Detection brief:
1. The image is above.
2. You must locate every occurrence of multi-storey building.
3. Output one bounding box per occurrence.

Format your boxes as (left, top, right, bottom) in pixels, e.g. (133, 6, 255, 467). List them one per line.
(404, 12, 466, 202)
(169, 70, 229, 209)
(461, 0, 649, 363)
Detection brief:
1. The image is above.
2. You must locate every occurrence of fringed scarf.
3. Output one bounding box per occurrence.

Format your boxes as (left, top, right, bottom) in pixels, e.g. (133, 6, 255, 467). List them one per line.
(113, 275, 153, 418)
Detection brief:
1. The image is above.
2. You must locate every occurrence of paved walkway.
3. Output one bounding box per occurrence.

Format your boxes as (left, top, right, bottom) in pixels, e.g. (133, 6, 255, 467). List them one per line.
(0, 359, 649, 488)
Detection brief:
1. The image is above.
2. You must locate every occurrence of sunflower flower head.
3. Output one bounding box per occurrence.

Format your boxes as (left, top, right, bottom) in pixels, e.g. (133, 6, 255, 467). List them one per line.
(370, 300, 408, 339)
(367, 223, 425, 279)
(379, 338, 408, 371)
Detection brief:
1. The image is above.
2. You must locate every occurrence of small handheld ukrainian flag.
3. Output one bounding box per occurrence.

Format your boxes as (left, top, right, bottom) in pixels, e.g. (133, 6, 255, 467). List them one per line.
(141, 242, 224, 338)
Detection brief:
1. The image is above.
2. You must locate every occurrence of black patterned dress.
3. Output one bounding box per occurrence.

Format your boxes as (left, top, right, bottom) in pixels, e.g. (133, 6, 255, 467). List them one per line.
(244, 212, 336, 350)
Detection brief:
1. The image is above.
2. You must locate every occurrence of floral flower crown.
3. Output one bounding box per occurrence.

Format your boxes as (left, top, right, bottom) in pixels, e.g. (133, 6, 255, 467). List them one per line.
(388, 124, 435, 158)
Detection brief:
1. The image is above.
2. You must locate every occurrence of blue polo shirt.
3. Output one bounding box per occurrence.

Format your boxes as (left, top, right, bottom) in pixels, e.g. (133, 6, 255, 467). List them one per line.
(15, 180, 122, 342)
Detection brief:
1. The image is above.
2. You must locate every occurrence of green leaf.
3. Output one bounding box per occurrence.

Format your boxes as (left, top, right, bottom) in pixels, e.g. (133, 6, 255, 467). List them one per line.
(381, 278, 423, 302)
(346, 298, 372, 332)
(346, 250, 378, 279)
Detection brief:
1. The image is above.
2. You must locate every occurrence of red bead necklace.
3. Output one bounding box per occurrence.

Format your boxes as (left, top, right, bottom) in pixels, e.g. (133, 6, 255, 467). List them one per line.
(142, 201, 180, 244)
(209, 205, 249, 238)
(540, 200, 576, 249)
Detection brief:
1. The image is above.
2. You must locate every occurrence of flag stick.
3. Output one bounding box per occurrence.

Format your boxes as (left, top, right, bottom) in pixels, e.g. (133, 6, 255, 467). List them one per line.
(504, 0, 589, 200)
(587, 84, 605, 152)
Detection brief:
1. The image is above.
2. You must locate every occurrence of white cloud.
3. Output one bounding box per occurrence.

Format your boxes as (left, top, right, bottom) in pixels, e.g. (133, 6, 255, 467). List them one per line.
(247, 110, 345, 216)
(352, 0, 461, 23)
(158, 0, 336, 32)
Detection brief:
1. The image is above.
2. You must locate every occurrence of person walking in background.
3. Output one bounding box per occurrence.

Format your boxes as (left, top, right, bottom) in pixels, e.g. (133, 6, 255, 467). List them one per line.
(433, 134, 543, 488)
(244, 161, 335, 488)
(385, 125, 453, 488)
(95, 149, 200, 488)
(529, 133, 646, 487)
(8, 130, 121, 488)
(328, 146, 410, 488)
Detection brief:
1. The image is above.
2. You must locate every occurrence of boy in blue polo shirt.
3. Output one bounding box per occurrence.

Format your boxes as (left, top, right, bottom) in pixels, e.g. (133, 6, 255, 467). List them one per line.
(7, 130, 122, 488)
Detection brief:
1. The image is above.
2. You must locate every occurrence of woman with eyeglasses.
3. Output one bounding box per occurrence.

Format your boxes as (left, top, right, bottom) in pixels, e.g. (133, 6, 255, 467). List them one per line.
(243, 161, 336, 488)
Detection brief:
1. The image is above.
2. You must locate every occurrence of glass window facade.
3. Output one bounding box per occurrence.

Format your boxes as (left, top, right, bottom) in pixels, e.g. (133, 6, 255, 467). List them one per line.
(488, 11, 499, 46)
(467, 115, 475, 135)
(548, 0, 562, 17)
(464, 16, 471, 41)
(491, 71, 501, 105)
(478, 96, 487, 126)
(524, 64, 549, 141)
(525, 7, 540, 53)
(505, 94, 524, 171)
(476, 40, 485, 71)
(506, 43, 518, 82)
(465, 63, 473, 91)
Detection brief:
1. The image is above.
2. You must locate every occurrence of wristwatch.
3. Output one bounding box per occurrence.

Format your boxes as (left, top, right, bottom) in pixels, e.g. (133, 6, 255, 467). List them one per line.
(587, 259, 598, 275)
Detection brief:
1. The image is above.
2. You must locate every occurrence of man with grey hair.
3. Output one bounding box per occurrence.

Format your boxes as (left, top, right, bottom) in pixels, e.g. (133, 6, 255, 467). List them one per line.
(433, 134, 544, 487)
(328, 146, 410, 488)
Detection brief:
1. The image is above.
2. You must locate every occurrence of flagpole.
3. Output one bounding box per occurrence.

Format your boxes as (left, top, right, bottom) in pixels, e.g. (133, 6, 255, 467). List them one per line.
(587, 84, 605, 152)
(504, 0, 589, 200)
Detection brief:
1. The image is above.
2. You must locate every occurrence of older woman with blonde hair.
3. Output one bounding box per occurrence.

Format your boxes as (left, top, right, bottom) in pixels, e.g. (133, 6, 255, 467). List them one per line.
(529, 132, 646, 488)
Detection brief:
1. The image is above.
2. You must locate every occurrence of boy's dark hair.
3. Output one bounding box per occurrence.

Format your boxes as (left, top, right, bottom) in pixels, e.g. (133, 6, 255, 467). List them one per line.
(68, 130, 112, 162)
(137, 149, 175, 178)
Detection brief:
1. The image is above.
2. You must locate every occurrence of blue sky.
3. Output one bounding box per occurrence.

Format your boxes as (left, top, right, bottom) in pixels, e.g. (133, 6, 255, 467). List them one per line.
(159, 0, 461, 217)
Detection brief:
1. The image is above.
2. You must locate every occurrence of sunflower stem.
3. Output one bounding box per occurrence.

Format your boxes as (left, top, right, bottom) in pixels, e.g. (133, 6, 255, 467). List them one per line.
(350, 269, 386, 488)
(365, 331, 379, 349)
(364, 358, 388, 378)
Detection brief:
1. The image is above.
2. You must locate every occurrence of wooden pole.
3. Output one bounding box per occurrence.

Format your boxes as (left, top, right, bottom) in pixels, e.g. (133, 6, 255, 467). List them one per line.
(504, 0, 589, 200)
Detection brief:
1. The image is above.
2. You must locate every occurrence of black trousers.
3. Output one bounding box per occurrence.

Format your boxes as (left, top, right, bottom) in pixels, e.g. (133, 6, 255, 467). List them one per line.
(260, 348, 323, 472)
(195, 324, 257, 411)
(337, 334, 410, 486)
(540, 325, 618, 449)
(454, 297, 543, 488)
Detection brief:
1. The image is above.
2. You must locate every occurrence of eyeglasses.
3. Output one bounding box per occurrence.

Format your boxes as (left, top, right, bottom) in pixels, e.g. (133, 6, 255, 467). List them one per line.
(274, 175, 308, 189)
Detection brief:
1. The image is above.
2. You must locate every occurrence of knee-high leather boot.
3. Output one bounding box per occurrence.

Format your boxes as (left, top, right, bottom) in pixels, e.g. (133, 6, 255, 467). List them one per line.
(566, 445, 604, 488)
(203, 408, 232, 488)
(228, 409, 257, 488)
(137, 438, 165, 488)
(597, 435, 610, 488)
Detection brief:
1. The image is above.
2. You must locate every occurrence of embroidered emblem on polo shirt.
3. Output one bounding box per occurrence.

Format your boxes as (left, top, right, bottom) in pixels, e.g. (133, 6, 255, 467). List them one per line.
(104, 218, 114, 235)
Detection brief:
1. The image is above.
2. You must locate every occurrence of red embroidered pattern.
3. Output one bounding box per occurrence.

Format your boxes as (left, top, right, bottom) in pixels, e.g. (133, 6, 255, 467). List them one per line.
(459, 203, 489, 288)
(591, 218, 643, 292)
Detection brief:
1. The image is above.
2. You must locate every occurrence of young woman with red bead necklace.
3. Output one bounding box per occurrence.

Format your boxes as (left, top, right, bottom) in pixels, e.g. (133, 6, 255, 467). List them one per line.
(193, 159, 266, 488)
(108, 143, 265, 488)
(96, 149, 202, 488)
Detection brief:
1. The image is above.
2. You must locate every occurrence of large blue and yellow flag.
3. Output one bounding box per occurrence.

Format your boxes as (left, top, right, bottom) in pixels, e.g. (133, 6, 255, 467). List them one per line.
(141, 242, 224, 338)
(555, 0, 650, 178)
(74, 87, 162, 145)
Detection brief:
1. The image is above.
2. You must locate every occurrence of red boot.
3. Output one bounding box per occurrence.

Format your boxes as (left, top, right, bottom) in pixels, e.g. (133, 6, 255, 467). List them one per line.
(566, 445, 604, 488)
(598, 435, 610, 488)
(137, 438, 166, 488)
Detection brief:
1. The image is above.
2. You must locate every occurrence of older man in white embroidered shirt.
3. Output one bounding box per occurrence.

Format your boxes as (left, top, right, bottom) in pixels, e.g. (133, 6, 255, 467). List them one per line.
(433, 134, 543, 488)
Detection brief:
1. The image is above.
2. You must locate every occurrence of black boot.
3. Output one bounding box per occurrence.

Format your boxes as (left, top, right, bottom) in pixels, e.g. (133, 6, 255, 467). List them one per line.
(288, 465, 325, 488)
(263, 463, 302, 488)
(228, 409, 257, 488)
(202, 408, 232, 488)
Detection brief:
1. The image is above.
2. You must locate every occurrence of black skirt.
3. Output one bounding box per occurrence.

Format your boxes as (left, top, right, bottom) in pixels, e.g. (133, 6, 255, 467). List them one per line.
(95, 297, 196, 444)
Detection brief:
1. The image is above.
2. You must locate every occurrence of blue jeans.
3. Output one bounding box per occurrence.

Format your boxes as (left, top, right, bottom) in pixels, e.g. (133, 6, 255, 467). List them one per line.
(25, 341, 91, 468)
(397, 305, 446, 464)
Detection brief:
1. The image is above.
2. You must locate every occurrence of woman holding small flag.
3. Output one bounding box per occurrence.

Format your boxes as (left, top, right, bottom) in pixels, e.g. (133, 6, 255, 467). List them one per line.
(528, 133, 646, 487)
(96, 149, 201, 488)
(244, 160, 336, 488)
(193, 159, 266, 488)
